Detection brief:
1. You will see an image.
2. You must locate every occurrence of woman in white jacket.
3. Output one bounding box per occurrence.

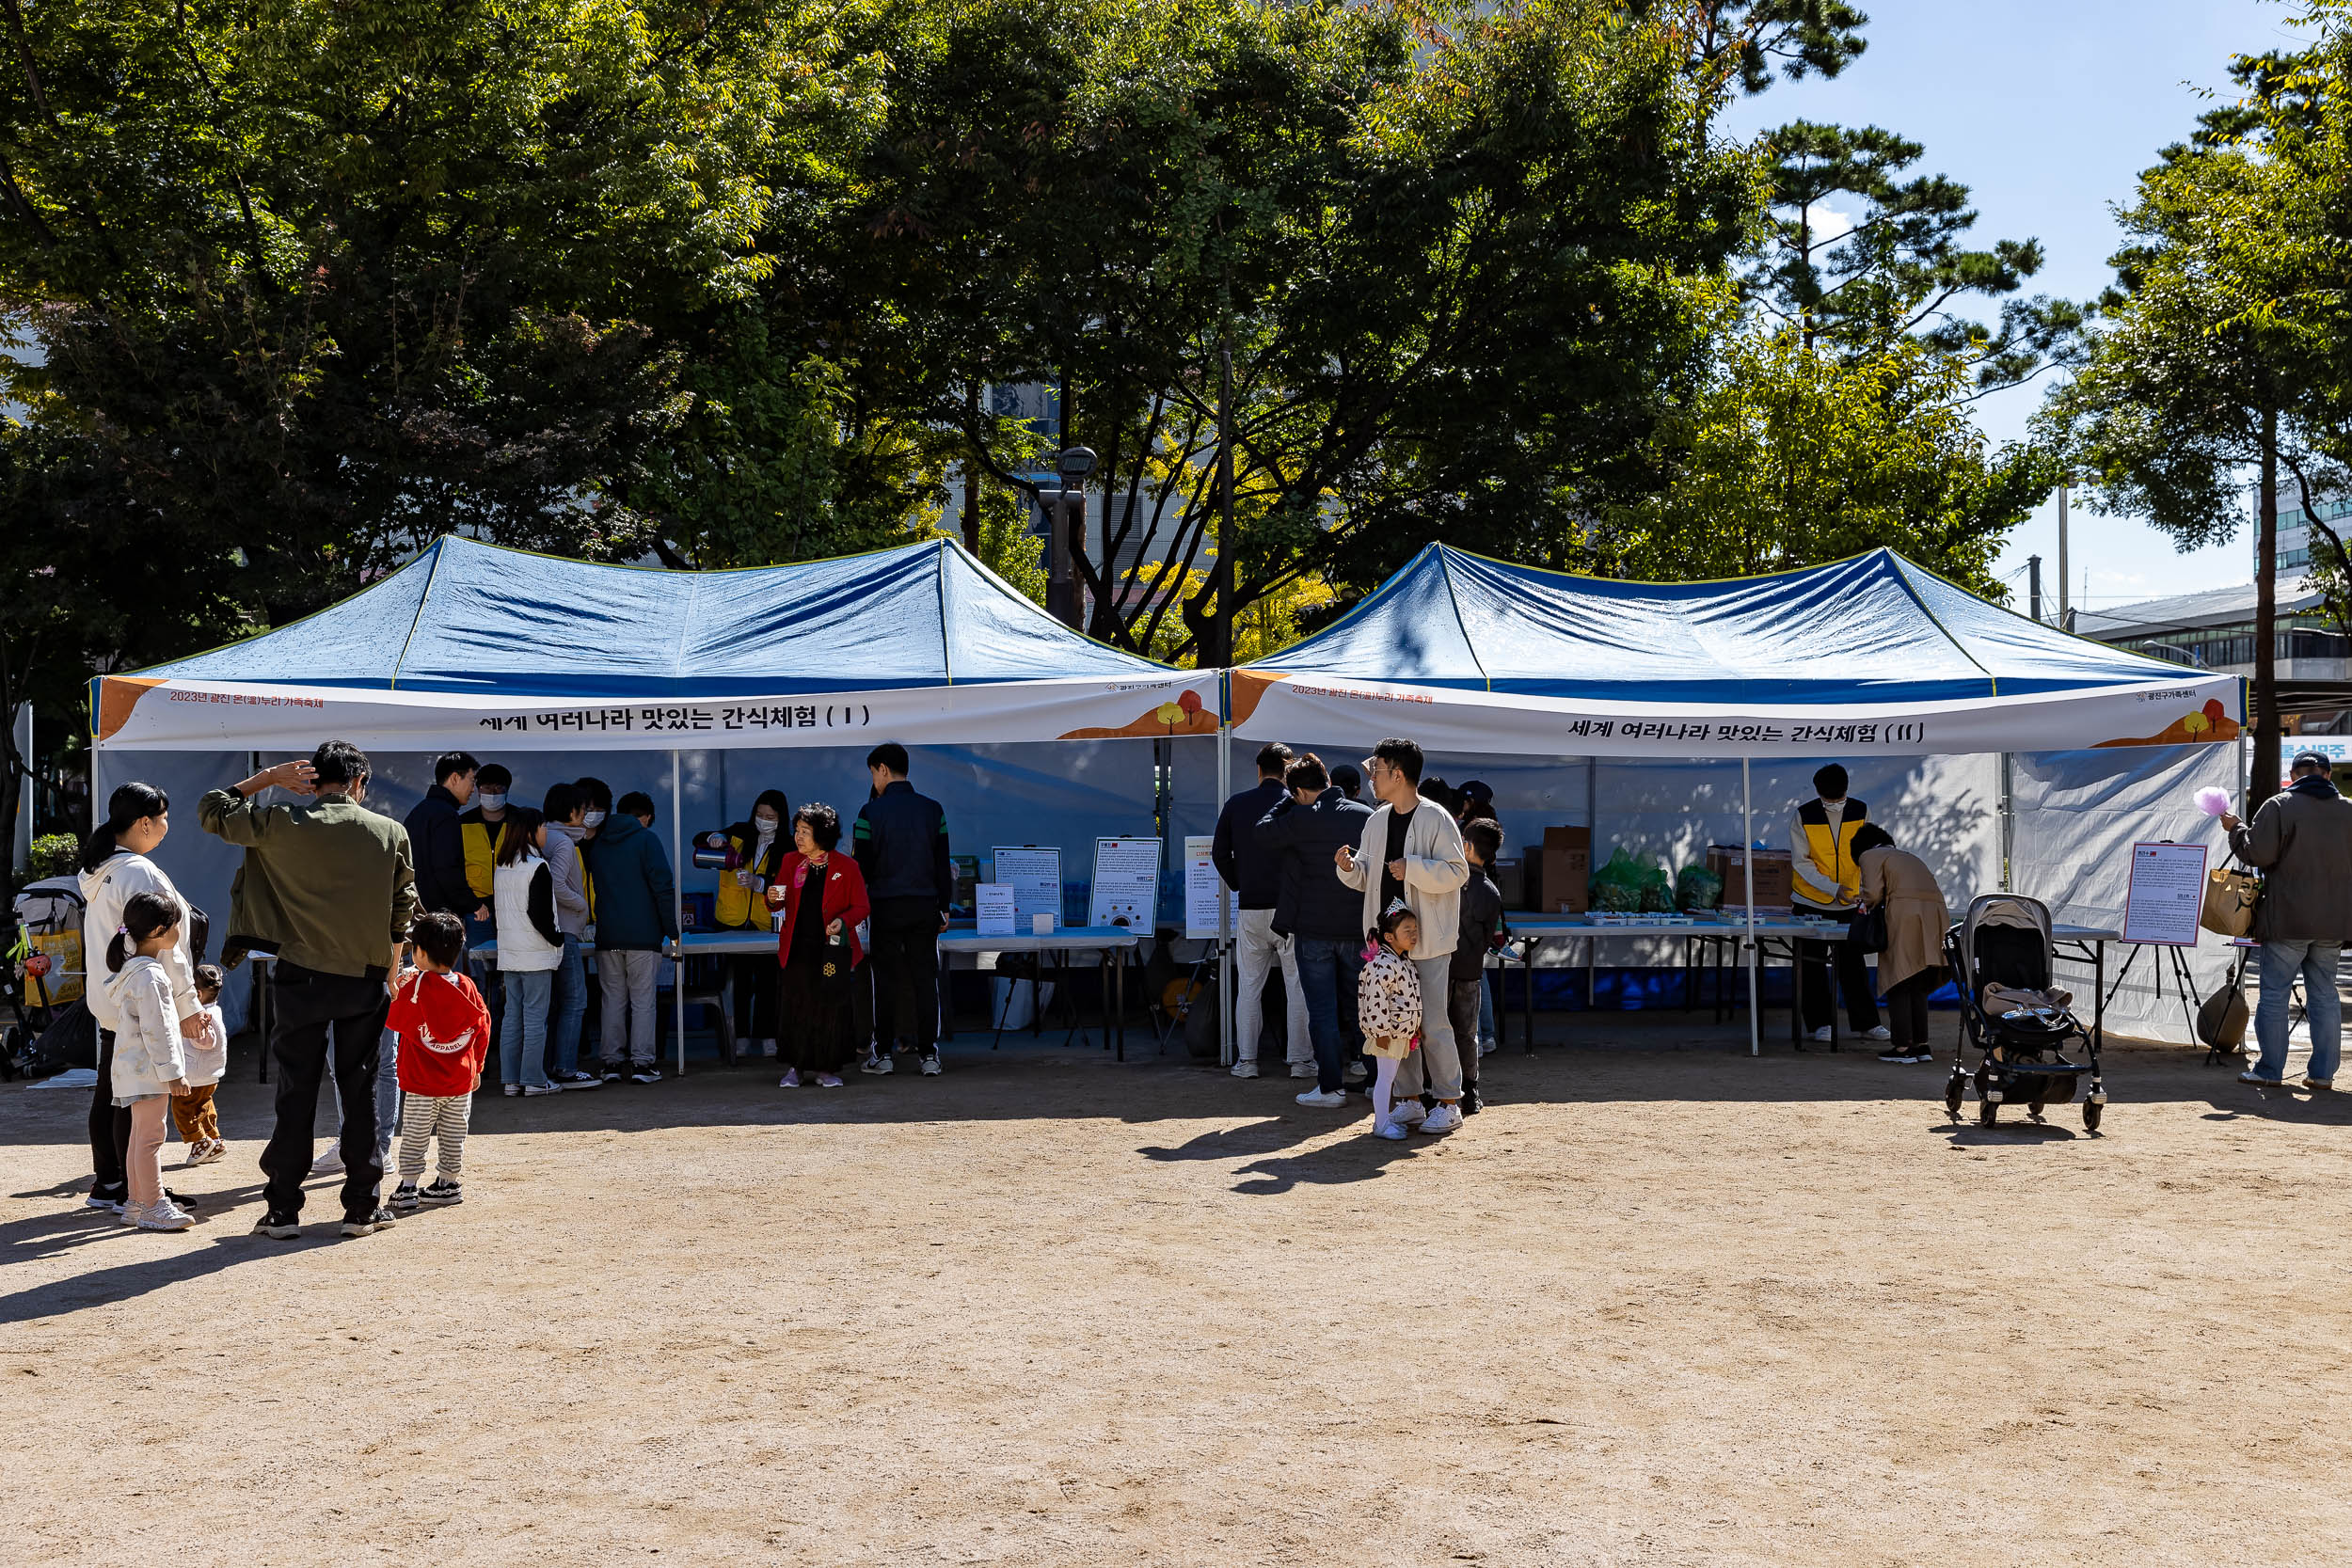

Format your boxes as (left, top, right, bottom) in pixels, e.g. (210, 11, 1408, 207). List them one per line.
(78, 783, 208, 1213)
(492, 809, 566, 1095)
(102, 891, 198, 1230)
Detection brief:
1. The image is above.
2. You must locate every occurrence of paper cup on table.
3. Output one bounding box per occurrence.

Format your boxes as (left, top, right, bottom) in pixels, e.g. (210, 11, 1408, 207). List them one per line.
(1032, 911, 1054, 936)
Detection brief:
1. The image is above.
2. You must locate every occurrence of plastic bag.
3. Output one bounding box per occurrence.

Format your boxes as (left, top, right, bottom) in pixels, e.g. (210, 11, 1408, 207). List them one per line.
(1592, 847, 1673, 913)
(1676, 865, 1724, 911)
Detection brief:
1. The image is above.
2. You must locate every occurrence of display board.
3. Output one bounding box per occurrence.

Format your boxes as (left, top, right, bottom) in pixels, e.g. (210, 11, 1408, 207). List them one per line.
(2122, 840, 2209, 947)
(990, 847, 1063, 928)
(1089, 837, 1162, 929)
(1184, 834, 1226, 941)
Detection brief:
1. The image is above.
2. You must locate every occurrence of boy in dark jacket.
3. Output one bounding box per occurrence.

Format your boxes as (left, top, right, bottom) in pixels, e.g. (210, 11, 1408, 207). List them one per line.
(1254, 753, 1375, 1104)
(581, 794, 677, 1084)
(1450, 819, 1506, 1114)
(403, 752, 480, 936)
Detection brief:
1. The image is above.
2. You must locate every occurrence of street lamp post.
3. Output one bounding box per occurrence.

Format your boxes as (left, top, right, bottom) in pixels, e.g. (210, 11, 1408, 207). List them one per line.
(1052, 446, 1096, 630)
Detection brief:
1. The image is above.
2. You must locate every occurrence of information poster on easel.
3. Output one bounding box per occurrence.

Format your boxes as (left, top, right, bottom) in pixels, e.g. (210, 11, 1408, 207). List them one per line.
(2123, 840, 2209, 946)
(990, 847, 1063, 928)
(1089, 837, 1162, 929)
(1184, 834, 1224, 940)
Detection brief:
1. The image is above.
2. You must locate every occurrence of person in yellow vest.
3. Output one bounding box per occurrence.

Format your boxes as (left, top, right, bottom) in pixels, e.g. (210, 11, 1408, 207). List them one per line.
(1789, 764, 1887, 1045)
(460, 763, 521, 916)
(707, 789, 792, 1059)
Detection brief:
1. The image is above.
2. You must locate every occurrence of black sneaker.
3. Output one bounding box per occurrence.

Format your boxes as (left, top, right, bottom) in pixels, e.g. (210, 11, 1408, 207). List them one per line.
(86, 1187, 127, 1214)
(556, 1070, 603, 1090)
(340, 1205, 398, 1238)
(1876, 1046, 1914, 1063)
(390, 1182, 421, 1213)
(1461, 1084, 1483, 1115)
(251, 1210, 301, 1239)
(420, 1179, 464, 1206)
(629, 1065, 662, 1085)
(163, 1187, 200, 1208)
(600, 1065, 626, 1084)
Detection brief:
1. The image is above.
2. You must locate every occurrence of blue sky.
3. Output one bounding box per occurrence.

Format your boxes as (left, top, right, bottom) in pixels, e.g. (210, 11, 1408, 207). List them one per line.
(1718, 0, 2304, 614)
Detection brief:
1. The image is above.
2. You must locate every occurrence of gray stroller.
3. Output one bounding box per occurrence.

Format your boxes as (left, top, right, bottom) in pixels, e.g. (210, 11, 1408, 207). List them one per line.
(1941, 894, 2106, 1131)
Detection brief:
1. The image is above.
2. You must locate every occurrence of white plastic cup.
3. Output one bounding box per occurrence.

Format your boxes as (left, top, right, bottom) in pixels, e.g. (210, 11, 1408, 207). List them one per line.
(1032, 911, 1054, 936)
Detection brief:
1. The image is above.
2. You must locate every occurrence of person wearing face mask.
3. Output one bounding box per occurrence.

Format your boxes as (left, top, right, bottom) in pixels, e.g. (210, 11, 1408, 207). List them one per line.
(707, 788, 792, 1060)
(459, 763, 520, 924)
(537, 781, 598, 1088)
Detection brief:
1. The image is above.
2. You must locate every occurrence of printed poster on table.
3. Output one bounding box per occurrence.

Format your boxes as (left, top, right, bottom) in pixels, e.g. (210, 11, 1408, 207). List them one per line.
(990, 847, 1063, 928)
(1089, 837, 1162, 930)
(2122, 840, 2209, 947)
(1184, 834, 1227, 941)
(974, 883, 1017, 938)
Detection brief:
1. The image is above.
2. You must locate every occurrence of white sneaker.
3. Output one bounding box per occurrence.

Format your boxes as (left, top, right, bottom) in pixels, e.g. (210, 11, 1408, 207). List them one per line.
(1230, 1060, 1260, 1079)
(1865, 1025, 1892, 1041)
(918, 1053, 943, 1076)
(1391, 1100, 1427, 1127)
(1478, 1037, 1498, 1056)
(522, 1083, 562, 1096)
(1295, 1087, 1348, 1108)
(1287, 1061, 1317, 1079)
(1373, 1119, 1409, 1141)
(1810, 1026, 1834, 1044)
(862, 1053, 895, 1076)
(758, 1038, 778, 1059)
(132, 1199, 196, 1232)
(1421, 1101, 1465, 1133)
(502, 1084, 522, 1097)
(816, 1073, 844, 1088)
(311, 1145, 344, 1174)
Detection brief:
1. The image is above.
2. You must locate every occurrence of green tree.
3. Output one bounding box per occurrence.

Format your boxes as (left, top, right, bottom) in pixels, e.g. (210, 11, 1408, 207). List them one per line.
(1599, 329, 2054, 587)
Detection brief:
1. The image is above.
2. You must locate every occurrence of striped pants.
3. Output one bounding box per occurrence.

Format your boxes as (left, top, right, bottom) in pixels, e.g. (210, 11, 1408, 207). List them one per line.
(396, 1092, 472, 1183)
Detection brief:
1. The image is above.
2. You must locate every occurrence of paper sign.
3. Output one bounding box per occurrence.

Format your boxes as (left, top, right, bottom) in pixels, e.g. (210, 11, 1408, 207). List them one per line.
(2123, 840, 2209, 947)
(975, 883, 1017, 937)
(1089, 836, 1163, 929)
(1184, 834, 1227, 941)
(990, 847, 1063, 926)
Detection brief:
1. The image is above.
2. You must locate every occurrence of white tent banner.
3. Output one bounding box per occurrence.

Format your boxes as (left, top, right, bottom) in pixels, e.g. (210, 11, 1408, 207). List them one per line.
(93, 673, 1218, 752)
(1229, 671, 2244, 760)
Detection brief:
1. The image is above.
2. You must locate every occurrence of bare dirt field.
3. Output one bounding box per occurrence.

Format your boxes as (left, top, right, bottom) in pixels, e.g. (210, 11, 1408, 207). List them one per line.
(5, 1013, 2349, 1567)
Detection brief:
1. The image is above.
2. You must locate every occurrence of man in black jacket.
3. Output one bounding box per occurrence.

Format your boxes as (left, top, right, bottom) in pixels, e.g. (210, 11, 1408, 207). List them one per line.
(403, 752, 480, 954)
(853, 742, 953, 1076)
(1449, 819, 1506, 1115)
(1255, 753, 1374, 1105)
(1215, 742, 1309, 1079)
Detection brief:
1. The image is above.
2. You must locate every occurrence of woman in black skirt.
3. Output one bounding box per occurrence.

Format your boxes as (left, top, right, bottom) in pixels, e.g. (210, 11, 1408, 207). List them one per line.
(763, 803, 870, 1088)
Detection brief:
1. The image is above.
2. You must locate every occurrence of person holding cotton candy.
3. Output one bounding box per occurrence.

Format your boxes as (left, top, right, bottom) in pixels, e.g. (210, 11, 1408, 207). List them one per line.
(2218, 752, 2352, 1089)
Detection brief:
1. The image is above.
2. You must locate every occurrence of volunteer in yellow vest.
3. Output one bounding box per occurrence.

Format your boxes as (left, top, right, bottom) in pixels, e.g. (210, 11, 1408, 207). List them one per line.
(459, 763, 520, 927)
(707, 788, 792, 1059)
(1789, 763, 1888, 1045)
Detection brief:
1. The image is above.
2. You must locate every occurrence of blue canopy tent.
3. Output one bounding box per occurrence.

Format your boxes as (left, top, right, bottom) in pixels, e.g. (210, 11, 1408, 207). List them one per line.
(1229, 546, 2245, 1053)
(94, 535, 1219, 1069)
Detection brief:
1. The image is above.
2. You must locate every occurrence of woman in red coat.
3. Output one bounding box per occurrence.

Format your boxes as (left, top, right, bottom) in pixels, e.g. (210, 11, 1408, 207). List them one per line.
(763, 802, 870, 1088)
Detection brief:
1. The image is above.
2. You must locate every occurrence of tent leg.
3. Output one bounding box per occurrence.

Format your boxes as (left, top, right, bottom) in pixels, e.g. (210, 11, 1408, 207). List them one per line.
(1217, 722, 1232, 1068)
(1742, 757, 1759, 1057)
(673, 749, 686, 1078)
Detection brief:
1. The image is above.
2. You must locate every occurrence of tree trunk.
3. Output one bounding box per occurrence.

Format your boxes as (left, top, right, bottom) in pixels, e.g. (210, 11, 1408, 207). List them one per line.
(2253, 410, 2281, 808)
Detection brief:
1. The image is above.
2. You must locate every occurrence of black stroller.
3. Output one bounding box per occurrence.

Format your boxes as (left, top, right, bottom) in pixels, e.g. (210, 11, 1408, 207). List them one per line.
(1942, 894, 2106, 1131)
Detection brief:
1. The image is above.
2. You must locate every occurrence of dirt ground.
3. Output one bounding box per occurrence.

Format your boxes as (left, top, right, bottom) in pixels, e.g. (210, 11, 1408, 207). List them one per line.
(4, 1011, 2349, 1567)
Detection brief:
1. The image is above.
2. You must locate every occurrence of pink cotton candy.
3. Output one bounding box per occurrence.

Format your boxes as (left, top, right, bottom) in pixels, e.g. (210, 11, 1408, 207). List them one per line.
(2194, 786, 2233, 817)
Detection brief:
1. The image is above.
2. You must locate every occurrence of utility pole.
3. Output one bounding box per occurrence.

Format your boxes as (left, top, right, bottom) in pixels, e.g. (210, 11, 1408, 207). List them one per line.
(2056, 481, 2070, 632)
(1212, 330, 1235, 668)
(2028, 554, 2042, 625)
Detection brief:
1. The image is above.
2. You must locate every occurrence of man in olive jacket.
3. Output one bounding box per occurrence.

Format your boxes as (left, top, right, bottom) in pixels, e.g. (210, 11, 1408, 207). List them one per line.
(200, 741, 418, 1238)
(2223, 750, 2352, 1088)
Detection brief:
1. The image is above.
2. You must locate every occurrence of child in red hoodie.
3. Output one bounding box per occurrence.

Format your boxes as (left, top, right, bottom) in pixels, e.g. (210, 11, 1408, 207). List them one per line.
(386, 911, 493, 1211)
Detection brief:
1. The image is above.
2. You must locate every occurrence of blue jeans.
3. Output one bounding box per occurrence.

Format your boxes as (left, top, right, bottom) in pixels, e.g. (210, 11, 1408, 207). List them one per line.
(1295, 938, 1366, 1094)
(546, 935, 588, 1080)
(501, 969, 554, 1087)
(2255, 940, 2342, 1083)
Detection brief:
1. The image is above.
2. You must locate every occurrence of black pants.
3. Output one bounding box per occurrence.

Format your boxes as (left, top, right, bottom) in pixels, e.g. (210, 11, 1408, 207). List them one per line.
(87, 1029, 132, 1200)
(1884, 970, 1935, 1054)
(261, 962, 389, 1219)
(868, 896, 942, 1054)
(729, 951, 778, 1046)
(1797, 935, 1882, 1033)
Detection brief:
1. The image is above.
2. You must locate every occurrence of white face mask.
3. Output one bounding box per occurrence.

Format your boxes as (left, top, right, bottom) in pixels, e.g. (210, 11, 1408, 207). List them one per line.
(754, 816, 779, 834)
(479, 792, 507, 811)
(581, 810, 606, 828)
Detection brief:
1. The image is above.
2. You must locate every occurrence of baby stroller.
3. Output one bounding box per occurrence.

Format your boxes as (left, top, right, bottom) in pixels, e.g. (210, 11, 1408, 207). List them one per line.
(1942, 894, 2106, 1131)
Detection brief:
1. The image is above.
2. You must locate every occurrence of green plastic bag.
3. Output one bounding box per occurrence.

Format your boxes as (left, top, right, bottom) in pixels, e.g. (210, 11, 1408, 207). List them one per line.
(1676, 864, 1724, 911)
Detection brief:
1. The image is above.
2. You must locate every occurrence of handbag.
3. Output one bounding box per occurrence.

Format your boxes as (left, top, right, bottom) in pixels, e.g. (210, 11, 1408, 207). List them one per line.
(1848, 905, 1889, 955)
(2199, 863, 2262, 939)
(2199, 951, 2252, 1061)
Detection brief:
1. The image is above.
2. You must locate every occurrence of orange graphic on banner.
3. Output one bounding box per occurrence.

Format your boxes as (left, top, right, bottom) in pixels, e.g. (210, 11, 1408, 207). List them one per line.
(2094, 697, 2241, 748)
(1060, 688, 1219, 739)
(96, 677, 166, 741)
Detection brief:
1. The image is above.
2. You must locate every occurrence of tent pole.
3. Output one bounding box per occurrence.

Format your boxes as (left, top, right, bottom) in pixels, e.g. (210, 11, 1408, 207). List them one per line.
(1217, 720, 1232, 1067)
(673, 748, 686, 1077)
(1742, 757, 1759, 1057)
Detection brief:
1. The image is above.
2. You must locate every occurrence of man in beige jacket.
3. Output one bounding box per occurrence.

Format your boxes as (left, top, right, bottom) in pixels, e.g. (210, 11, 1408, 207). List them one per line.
(1337, 737, 1470, 1132)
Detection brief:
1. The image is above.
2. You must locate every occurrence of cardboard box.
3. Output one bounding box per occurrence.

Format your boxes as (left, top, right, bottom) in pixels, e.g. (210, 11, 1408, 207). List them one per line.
(1527, 826, 1591, 913)
(1707, 845, 1792, 908)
